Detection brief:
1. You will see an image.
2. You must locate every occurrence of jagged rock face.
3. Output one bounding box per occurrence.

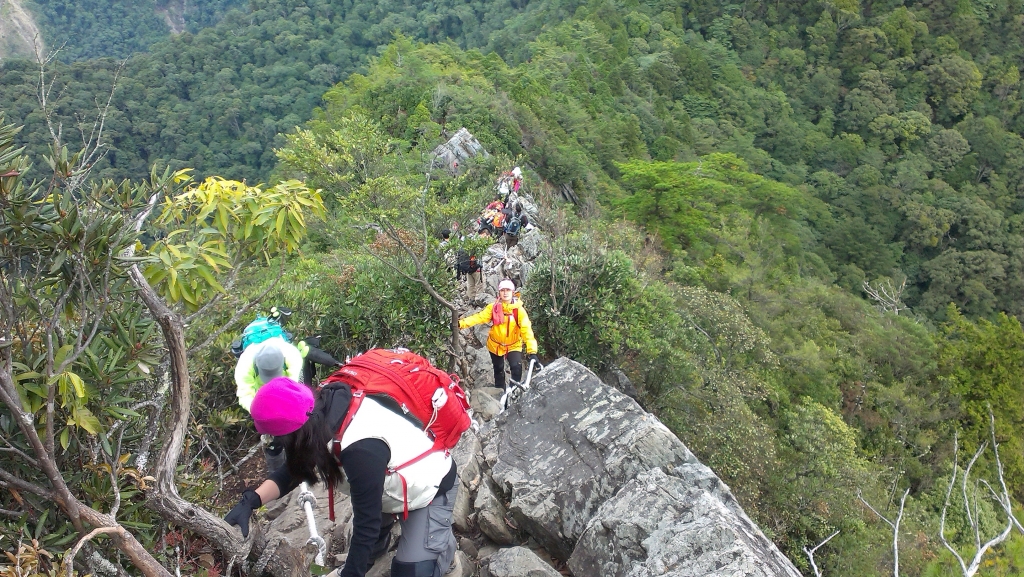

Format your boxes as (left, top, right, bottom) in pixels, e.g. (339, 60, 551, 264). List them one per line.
(515, 229, 543, 261)
(481, 358, 801, 576)
(474, 477, 517, 545)
(451, 430, 483, 534)
(470, 387, 503, 421)
(483, 547, 562, 577)
(466, 334, 494, 386)
(481, 358, 697, 559)
(432, 127, 488, 173)
(569, 468, 802, 577)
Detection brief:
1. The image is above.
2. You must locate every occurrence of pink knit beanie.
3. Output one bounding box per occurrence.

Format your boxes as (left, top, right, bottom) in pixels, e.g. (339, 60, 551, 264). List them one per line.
(250, 377, 315, 436)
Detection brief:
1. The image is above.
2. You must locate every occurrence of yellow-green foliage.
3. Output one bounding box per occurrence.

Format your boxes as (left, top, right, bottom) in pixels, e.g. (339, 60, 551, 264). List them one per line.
(144, 174, 325, 309)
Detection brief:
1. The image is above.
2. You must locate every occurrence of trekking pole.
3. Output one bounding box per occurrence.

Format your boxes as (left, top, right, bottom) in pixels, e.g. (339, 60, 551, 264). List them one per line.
(523, 357, 538, 389)
(297, 482, 326, 566)
(500, 358, 539, 411)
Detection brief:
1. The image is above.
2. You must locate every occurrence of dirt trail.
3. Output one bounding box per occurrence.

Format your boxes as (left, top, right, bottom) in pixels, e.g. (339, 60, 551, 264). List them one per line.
(0, 0, 44, 61)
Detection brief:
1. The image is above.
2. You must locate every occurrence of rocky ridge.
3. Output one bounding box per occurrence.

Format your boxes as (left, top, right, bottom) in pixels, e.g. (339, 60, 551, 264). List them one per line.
(254, 357, 801, 577)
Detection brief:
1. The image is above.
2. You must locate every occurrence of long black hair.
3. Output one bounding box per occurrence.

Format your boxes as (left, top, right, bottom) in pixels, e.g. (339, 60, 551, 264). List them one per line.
(280, 395, 344, 489)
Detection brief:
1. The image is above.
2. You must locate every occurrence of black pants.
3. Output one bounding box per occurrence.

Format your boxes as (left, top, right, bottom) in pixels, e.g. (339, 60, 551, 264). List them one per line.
(490, 351, 522, 391)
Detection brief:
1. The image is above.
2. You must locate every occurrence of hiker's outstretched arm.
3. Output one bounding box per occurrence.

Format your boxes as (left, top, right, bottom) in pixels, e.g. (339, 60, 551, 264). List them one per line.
(459, 305, 492, 329)
(224, 478, 282, 537)
(234, 345, 260, 412)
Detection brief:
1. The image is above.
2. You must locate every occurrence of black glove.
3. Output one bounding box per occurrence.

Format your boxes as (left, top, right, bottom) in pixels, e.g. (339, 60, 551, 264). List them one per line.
(529, 354, 542, 370)
(224, 489, 262, 537)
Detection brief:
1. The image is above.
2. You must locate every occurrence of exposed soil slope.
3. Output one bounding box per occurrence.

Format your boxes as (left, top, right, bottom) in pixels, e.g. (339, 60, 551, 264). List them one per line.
(0, 0, 43, 61)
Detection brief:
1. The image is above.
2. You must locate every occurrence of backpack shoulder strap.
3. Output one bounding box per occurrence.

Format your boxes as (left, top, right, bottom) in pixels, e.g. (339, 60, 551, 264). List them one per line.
(328, 388, 364, 523)
(332, 390, 365, 457)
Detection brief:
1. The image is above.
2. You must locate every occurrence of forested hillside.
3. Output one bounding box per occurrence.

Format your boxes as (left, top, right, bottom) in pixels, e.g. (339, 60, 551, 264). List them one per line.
(0, 0, 548, 182)
(4, 0, 1024, 576)
(25, 0, 247, 60)
(269, 34, 1024, 574)
(3, 0, 1024, 318)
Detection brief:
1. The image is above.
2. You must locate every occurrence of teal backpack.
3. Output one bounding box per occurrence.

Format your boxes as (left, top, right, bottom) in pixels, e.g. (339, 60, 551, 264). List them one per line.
(240, 317, 287, 350)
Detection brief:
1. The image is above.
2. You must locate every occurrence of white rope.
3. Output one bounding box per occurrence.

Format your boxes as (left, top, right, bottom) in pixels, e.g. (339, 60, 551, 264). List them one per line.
(298, 482, 326, 566)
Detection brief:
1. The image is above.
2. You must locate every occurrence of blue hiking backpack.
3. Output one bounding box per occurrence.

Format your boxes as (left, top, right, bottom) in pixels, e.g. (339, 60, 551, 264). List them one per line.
(504, 214, 522, 237)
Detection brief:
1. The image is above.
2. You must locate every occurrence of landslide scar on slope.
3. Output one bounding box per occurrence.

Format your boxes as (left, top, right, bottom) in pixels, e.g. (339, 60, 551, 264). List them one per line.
(0, 0, 44, 61)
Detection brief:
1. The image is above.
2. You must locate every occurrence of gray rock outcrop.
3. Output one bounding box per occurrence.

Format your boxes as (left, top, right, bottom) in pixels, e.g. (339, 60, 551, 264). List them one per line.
(569, 468, 801, 577)
(474, 477, 517, 545)
(483, 547, 561, 577)
(432, 127, 488, 174)
(481, 358, 696, 559)
(480, 357, 801, 576)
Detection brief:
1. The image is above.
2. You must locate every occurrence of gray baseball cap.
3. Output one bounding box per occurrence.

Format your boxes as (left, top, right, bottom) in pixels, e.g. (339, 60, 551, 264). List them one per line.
(254, 343, 285, 384)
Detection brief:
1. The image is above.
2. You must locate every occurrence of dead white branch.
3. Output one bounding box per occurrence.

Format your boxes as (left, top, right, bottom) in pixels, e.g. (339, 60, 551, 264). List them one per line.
(858, 487, 909, 576)
(938, 425, 1014, 577)
(862, 277, 908, 315)
(803, 530, 839, 577)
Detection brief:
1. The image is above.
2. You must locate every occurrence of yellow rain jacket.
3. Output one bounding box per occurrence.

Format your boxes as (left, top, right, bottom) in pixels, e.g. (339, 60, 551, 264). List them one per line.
(459, 300, 538, 356)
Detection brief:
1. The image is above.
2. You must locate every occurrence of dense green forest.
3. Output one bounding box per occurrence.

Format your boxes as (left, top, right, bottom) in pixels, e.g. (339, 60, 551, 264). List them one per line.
(26, 0, 248, 61)
(5, 0, 1024, 575)
(0, 0, 549, 182)
(4, 0, 1024, 317)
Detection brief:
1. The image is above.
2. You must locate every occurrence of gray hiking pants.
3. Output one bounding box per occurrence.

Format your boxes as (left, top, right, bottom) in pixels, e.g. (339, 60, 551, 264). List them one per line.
(391, 479, 459, 576)
(327, 479, 459, 577)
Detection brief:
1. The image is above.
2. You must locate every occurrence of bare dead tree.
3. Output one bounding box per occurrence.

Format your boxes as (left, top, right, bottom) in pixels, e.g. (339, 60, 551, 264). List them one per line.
(35, 45, 126, 197)
(938, 424, 1014, 577)
(858, 487, 910, 576)
(862, 277, 908, 315)
(803, 530, 839, 577)
(978, 408, 1024, 538)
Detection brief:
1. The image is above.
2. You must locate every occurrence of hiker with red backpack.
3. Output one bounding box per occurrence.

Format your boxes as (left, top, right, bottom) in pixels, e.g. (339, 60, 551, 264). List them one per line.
(224, 349, 469, 577)
(458, 279, 540, 391)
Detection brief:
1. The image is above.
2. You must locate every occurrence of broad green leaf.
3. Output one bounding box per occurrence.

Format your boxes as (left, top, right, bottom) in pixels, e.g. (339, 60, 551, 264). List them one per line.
(53, 344, 74, 368)
(14, 371, 43, 382)
(49, 251, 67, 274)
(195, 265, 226, 293)
(275, 209, 286, 236)
(72, 407, 103, 435)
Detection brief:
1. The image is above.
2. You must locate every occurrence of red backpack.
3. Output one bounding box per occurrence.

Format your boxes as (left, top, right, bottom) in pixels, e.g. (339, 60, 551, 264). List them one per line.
(320, 348, 472, 518)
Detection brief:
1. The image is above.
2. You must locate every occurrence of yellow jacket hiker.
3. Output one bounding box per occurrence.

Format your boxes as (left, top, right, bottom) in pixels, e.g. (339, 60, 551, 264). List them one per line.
(459, 279, 540, 390)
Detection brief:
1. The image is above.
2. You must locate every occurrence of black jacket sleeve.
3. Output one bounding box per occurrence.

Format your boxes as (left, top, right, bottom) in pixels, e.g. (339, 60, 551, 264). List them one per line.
(339, 438, 390, 577)
(267, 466, 297, 496)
